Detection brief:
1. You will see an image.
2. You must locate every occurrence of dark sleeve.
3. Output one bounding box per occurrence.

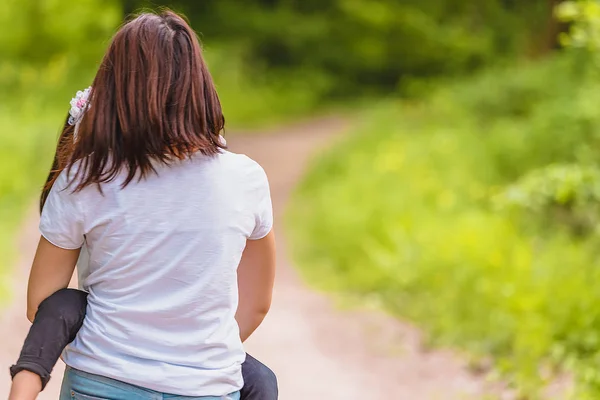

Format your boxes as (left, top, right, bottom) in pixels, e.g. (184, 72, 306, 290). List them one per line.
(10, 289, 88, 391)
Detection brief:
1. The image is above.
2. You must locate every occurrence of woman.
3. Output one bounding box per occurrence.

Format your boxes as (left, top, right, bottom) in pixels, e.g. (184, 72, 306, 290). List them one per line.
(8, 10, 276, 400)
(10, 119, 278, 400)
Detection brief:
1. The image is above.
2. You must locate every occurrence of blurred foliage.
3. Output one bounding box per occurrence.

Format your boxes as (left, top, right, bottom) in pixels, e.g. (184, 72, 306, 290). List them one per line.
(0, 0, 122, 287)
(152, 0, 556, 98)
(557, 0, 600, 51)
(288, 50, 600, 398)
(495, 164, 600, 237)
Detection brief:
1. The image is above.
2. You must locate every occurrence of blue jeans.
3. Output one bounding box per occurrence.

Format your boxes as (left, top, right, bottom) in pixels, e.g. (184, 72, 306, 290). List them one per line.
(60, 367, 241, 400)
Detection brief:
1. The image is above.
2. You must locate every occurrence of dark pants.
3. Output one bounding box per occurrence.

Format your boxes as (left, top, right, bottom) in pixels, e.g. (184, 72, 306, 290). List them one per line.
(10, 289, 277, 400)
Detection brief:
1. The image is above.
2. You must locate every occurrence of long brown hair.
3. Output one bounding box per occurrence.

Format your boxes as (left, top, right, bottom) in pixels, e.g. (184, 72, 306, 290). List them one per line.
(49, 10, 225, 194)
(40, 116, 74, 212)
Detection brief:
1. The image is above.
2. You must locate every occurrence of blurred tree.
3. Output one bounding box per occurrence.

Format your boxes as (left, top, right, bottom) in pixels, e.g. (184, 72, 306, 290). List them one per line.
(0, 0, 567, 101)
(112, 0, 559, 97)
(0, 0, 120, 65)
(0, 0, 121, 100)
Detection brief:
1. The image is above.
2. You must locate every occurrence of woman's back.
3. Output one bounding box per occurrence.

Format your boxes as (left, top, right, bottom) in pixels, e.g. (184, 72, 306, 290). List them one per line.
(40, 150, 272, 396)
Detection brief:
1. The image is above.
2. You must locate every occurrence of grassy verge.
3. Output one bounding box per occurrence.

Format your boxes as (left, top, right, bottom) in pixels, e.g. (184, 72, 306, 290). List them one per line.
(287, 54, 600, 398)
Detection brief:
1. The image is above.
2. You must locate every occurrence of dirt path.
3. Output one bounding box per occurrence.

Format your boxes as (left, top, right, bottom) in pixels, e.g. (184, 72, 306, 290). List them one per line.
(0, 118, 496, 399)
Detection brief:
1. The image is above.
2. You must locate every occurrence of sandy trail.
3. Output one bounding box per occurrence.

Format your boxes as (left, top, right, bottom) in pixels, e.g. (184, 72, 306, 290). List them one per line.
(0, 118, 494, 399)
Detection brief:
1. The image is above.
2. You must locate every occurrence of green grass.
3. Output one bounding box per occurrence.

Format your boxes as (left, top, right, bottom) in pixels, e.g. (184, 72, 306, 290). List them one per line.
(287, 55, 600, 398)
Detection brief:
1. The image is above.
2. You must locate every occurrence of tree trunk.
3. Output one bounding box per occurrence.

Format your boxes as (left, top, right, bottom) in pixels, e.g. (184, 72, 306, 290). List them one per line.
(541, 0, 569, 54)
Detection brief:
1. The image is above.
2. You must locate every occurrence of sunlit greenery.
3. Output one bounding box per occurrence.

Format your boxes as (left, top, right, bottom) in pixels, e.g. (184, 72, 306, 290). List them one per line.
(557, 0, 600, 52)
(288, 46, 600, 398)
(289, 5, 600, 396)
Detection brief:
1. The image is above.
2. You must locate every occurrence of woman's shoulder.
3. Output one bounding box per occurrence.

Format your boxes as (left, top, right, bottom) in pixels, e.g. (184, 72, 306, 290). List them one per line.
(218, 150, 267, 180)
(53, 160, 85, 191)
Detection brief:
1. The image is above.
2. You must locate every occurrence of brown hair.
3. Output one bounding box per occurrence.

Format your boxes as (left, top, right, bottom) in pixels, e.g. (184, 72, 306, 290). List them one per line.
(40, 115, 73, 212)
(49, 10, 225, 194)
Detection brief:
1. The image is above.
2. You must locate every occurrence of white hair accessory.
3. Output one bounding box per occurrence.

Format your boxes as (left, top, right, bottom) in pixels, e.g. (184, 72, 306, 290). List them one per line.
(68, 87, 92, 126)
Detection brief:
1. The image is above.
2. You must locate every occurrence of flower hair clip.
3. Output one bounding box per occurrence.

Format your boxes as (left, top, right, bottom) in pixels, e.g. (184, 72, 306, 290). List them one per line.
(68, 86, 92, 126)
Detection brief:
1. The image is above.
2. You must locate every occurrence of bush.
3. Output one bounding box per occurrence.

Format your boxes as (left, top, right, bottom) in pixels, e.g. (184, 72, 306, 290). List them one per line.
(495, 164, 600, 237)
(288, 54, 600, 397)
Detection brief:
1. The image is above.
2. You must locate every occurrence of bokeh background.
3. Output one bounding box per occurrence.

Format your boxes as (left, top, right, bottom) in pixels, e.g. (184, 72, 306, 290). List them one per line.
(2, 0, 600, 398)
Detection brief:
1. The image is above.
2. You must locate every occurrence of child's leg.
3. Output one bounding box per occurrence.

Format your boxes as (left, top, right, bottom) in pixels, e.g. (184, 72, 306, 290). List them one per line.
(10, 289, 88, 388)
(241, 354, 278, 400)
(9, 288, 88, 400)
(8, 370, 43, 400)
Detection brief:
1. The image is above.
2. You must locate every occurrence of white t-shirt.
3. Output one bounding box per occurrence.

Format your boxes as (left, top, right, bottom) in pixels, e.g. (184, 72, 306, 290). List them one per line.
(39, 150, 273, 396)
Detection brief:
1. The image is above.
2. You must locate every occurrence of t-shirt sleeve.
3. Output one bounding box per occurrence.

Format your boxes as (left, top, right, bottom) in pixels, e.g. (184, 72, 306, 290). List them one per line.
(248, 163, 273, 240)
(39, 170, 85, 249)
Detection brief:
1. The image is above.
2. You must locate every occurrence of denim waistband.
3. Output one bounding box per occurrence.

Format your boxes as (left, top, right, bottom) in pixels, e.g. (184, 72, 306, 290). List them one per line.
(61, 366, 241, 400)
